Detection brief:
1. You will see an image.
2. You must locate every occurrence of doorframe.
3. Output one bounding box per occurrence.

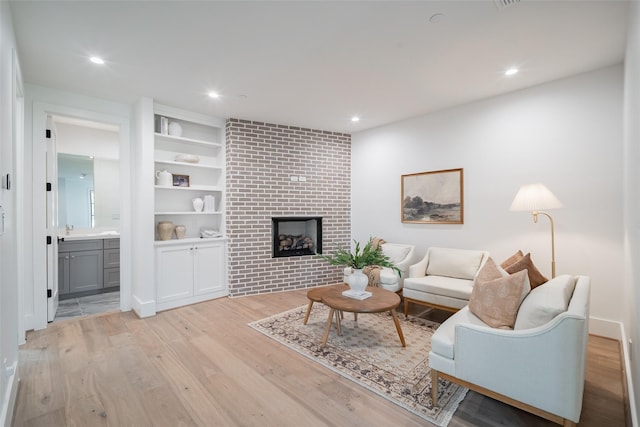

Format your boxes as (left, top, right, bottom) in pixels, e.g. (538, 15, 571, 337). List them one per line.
(31, 102, 131, 330)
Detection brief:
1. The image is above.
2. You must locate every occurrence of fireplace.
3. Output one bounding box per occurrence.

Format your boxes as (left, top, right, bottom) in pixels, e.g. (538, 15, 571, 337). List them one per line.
(272, 216, 322, 258)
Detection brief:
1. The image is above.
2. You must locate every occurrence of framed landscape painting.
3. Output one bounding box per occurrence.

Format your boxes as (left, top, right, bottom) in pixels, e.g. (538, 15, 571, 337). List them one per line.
(401, 168, 463, 224)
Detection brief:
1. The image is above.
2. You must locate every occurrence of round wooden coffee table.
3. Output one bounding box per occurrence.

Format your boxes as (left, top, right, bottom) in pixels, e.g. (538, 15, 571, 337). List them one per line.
(303, 283, 348, 325)
(320, 286, 405, 348)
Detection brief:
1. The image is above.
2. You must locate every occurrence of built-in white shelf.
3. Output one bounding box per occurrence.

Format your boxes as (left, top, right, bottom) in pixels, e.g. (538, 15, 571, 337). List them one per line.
(154, 185, 222, 192)
(154, 132, 222, 149)
(154, 159, 221, 170)
(155, 211, 222, 215)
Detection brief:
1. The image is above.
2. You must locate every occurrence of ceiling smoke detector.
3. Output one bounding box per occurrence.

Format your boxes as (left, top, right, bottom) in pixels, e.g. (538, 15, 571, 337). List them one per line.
(493, 0, 521, 10)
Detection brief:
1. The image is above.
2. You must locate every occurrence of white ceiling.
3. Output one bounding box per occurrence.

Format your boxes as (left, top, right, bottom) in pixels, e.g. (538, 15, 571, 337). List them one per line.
(9, 0, 630, 133)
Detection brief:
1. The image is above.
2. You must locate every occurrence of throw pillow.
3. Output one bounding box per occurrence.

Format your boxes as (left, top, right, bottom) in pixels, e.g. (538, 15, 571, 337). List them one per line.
(469, 269, 531, 329)
(381, 244, 411, 265)
(504, 252, 548, 289)
(500, 250, 524, 269)
(514, 275, 577, 329)
(475, 257, 504, 283)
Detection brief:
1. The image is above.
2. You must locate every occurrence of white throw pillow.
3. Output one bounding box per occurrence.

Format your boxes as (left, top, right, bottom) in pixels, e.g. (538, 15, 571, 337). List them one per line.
(426, 248, 484, 280)
(514, 275, 577, 330)
(381, 244, 411, 265)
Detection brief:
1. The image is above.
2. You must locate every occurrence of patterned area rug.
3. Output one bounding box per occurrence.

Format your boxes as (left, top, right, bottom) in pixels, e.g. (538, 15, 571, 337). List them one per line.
(249, 304, 467, 426)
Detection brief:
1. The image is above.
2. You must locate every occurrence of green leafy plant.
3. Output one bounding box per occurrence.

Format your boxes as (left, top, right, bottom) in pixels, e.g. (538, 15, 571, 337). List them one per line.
(317, 237, 401, 275)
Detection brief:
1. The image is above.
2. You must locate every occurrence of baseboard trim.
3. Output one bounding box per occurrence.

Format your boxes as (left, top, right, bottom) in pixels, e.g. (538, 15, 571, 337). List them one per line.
(1, 360, 19, 427)
(131, 295, 156, 318)
(620, 324, 639, 427)
(589, 316, 622, 339)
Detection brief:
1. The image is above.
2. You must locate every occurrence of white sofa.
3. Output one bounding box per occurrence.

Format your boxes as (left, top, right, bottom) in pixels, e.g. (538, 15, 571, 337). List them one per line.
(403, 247, 490, 316)
(430, 275, 590, 427)
(343, 243, 416, 293)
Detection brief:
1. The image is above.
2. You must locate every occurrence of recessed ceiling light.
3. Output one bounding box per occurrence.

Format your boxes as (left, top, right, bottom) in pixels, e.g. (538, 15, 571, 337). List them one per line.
(89, 56, 105, 65)
(351, 116, 360, 123)
(208, 91, 220, 99)
(505, 67, 519, 76)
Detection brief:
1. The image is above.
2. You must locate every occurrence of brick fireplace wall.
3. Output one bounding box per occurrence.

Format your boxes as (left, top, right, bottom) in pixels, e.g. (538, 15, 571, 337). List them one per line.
(225, 118, 351, 296)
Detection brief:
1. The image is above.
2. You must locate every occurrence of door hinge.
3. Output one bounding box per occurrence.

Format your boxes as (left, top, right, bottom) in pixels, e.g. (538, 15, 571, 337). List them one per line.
(46, 182, 52, 192)
(46, 235, 52, 245)
(46, 129, 51, 139)
(47, 289, 52, 298)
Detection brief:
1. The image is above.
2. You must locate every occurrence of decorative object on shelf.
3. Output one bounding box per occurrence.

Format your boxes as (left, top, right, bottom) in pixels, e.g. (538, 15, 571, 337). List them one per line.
(155, 116, 169, 134)
(155, 169, 172, 187)
(174, 225, 186, 239)
(401, 168, 464, 224)
(509, 183, 563, 278)
(157, 221, 174, 241)
(201, 227, 222, 238)
(203, 195, 216, 212)
(192, 197, 204, 212)
(317, 237, 400, 292)
(172, 174, 190, 187)
(175, 154, 200, 164)
(168, 121, 183, 137)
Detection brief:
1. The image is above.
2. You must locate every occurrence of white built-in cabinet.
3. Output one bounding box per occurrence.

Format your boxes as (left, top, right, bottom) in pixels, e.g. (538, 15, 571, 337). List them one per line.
(155, 240, 226, 311)
(152, 104, 228, 311)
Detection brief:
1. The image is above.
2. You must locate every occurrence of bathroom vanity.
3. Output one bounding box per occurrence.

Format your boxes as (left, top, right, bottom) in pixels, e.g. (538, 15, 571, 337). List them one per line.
(57, 234, 120, 298)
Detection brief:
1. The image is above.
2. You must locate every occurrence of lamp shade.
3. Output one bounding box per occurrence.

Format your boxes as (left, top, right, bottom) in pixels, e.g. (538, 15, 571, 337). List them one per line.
(509, 183, 562, 212)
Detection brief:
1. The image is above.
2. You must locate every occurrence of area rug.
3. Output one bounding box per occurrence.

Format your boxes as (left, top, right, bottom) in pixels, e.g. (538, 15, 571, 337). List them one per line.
(248, 304, 467, 426)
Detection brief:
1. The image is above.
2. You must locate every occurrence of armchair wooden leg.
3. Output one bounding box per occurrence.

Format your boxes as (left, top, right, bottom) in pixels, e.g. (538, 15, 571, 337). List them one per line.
(431, 369, 439, 407)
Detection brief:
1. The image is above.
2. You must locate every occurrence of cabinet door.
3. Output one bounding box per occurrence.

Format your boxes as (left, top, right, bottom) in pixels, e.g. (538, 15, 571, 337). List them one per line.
(69, 250, 104, 293)
(58, 252, 70, 295)
(156, 245, 194, 303)
(193, 242, 225, 296)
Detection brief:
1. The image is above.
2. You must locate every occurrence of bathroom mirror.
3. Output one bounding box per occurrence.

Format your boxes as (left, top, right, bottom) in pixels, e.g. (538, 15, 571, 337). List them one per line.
(54, 116, 120, 230)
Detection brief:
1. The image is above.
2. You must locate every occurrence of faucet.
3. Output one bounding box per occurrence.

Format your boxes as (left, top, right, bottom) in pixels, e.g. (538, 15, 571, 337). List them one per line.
(65, 224, 74, 235)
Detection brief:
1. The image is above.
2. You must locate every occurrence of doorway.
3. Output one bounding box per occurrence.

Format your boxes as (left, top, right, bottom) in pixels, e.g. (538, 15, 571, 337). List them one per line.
(48, 115, 122, 322)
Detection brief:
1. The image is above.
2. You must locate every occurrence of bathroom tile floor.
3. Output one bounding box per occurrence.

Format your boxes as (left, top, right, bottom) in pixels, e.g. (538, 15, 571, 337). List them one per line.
(54, 291, 120, 323)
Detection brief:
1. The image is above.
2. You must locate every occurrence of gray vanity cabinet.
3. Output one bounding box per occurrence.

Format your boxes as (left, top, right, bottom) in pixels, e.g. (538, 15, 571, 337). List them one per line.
(58, 239, 104, 294)
(103, 238, 120, 289)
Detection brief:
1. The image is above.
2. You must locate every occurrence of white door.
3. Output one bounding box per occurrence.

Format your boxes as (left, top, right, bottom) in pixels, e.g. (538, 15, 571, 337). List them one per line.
(45, 115, 59, 322)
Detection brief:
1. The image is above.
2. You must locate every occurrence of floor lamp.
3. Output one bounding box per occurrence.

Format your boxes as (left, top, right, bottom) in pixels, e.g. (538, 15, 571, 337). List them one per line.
(509, 183, 563, 278)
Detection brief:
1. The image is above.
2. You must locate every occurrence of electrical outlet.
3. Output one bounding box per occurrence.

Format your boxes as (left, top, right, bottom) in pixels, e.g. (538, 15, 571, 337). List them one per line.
(290, 176, 299, 182)
(299, 176, 307, 182)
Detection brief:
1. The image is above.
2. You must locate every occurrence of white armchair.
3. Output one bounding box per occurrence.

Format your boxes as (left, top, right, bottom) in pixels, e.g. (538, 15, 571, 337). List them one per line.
(430, 275, 590, 426)
(343, 243, 416, 293)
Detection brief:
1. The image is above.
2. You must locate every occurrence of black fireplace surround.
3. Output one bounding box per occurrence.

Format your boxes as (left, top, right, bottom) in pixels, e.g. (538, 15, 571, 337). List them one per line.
(272, 216, 322, 258)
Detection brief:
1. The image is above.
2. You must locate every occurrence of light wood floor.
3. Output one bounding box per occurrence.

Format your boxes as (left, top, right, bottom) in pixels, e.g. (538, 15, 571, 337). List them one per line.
(12, 290, 628, 426)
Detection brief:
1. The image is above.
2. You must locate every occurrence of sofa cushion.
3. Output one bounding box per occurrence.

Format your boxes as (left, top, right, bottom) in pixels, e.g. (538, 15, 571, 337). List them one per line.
(426, 248, 485, 280)
(504, 252, 548, 289)
(469, 269, 531, 329)
(379, 268, 399, 284)
(431, 307, 486, 359)
(381, 243, 411, 265)
(500, 250, 524, 269)
(514, 275, 577, 330)
(404, 275, 473, 300)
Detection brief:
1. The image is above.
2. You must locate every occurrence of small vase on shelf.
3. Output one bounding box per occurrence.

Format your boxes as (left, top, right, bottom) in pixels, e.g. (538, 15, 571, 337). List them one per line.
(157, 221, 174, 241)
(192, 197, 204, 212)
(174, 225, 186, 239)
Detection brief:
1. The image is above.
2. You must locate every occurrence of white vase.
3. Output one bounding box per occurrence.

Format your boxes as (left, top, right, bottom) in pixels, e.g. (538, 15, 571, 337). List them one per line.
(168, 121, 183, 137)
(348, 269, 368, 293)
(192, 197, 204, 212)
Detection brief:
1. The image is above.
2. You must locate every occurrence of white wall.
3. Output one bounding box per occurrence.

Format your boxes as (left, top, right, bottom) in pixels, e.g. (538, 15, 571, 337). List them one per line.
(352, 65, 624, 329)
(623, 0, 640, 423)
(0, 2, 21, 425)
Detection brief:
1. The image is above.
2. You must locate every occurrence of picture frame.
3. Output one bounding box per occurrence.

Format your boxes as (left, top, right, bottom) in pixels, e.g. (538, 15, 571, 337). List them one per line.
(173, 174, 190, 187)
(401, 168, 463, 224)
